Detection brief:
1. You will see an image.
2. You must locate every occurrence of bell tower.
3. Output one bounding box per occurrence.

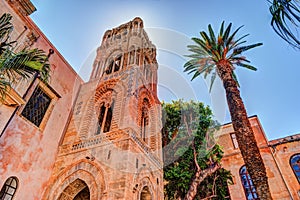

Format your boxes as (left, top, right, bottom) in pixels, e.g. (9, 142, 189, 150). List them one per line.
(43, 17, 163, 200)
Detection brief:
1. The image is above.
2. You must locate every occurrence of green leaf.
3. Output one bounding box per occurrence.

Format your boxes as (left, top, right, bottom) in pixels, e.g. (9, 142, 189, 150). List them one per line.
(223, 22, 232, 43)
(232, 71, 240, 87)
(208, 24, 217, 48)
(226, 25, 244, 48)
(236, 62, 258, 71)
(234, 43, 263, 54)
(219, 21, 225, 37)
(24, 61, 44, 70)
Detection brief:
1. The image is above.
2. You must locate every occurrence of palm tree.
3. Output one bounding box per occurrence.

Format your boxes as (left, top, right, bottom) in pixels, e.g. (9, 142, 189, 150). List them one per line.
(184, 22, 273, 200)
(269, 0, 300, 49)
(0, 13, 50, 101)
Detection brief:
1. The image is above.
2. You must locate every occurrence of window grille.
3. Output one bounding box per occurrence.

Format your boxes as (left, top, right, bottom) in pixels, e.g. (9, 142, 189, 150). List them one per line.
(290, 154, 300, 183)
(0, 177, 18, 200)
(240, 166, 258, 200)
(21, 86, 51, 127)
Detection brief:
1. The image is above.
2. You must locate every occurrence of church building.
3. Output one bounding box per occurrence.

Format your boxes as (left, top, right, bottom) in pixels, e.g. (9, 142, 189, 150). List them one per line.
(0, 1, 162, 199)
(0, 1, 299, 200)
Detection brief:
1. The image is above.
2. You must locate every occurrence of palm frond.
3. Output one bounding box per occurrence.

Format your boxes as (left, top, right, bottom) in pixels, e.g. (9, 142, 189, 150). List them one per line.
(269, 0, 300, 49)
(230, 56, 251, 64)
(0, 13, 51, 102)
(1, 48, 50, 84)
(228, 34, 249, 52)
(208, 24, 217, 48)
(203, 64, 214, 79)
(0, 76, 10, 101)
(219, 21, 225, 39)
(186, 45, 208, 55)
(231, 71, 240, 87)
(200, 31, 212, 47)
(191, 37, 211, 54)
(183, 59, 201, 72)
(222, 23, 232, 43)
(0, 13, 13, 39)
(184, 21, 261, 91)
(235, 62, 258, 71)
(225, 25, 244, 48)
(191, 70, 202, 81)
(0, 13, 14, 54)
(233, 43, 263, 55)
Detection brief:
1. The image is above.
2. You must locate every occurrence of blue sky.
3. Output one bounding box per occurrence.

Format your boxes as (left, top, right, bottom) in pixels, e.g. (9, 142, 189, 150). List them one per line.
(30, 0, 300, 140)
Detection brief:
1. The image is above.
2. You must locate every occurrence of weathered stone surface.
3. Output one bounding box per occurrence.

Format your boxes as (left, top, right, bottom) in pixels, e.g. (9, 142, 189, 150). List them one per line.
(41, 16, 163, 200)
(219, 116, 299, 200)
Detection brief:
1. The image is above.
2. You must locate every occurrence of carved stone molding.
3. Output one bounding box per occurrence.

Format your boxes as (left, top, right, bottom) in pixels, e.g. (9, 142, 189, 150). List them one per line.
(1, 87, 25, 106)
(6, 0, 36, 16)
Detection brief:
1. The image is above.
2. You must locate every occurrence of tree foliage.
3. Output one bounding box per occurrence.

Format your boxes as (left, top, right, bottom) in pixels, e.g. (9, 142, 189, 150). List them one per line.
(183, 22, 272, 200)
(184, 21, 262, 91)
(269, 0, 300, 49)
(162, 100, 232, 200)
(0, 13, 50, 101)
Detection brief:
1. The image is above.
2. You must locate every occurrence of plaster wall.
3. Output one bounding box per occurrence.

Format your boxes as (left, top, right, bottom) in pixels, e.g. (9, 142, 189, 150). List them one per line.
(0, 1, 82, 199)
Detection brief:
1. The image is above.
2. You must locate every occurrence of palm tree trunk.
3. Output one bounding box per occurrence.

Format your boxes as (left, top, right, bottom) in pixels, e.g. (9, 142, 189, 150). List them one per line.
(184, 164, 220, 200)
(217, 60, 273, 200)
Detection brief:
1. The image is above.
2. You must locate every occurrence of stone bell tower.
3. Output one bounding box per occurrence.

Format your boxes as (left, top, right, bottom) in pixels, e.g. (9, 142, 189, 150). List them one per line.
(42, 17, 163, 200)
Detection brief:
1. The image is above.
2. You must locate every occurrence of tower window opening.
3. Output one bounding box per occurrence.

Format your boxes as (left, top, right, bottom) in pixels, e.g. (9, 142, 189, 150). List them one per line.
(140, 98, 149, 141)
(106, 55, 122, 75)
(96, 100, 114, 134)
(129, 50, 135, 65)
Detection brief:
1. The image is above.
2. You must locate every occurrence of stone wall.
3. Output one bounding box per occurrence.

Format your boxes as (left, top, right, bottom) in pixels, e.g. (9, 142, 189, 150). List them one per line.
(0, 0, 82, 199)
(218, 116, 299, 199)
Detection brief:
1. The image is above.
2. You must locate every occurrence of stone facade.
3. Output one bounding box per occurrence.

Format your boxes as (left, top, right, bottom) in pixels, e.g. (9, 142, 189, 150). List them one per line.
(218, 116, 300, 200)
(42, 17, 163, 200)
(0, 1, 163, 199)
(1, 1, 300, 200)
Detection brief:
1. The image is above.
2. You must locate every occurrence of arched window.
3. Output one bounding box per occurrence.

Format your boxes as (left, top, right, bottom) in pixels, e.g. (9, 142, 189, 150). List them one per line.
(96, 100, 114, 134)
(0, 177, 18, 200)
(140, 186, 151, 200)
(240, 166, 258, 200)
(290, 154, 300, 183)
(136, 49, 141, 66)
(143, 57, 151, 82)
(140, 98, 149, 141)
(129, 49, 135, 65)
(106, 55, 122, 75)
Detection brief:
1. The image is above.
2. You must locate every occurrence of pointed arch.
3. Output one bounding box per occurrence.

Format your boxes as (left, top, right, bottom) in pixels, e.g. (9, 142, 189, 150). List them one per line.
(290, 153, 300, 183)
(57, 179, 90, 200)
(135, 176, 154, 200)
(95, 90, 114, 134)
(0, 176, 18, 200)
(140, 186, 152, 200)
(43, 160, 106, 200)
(94, 79, 125, 134)
(140, 98, 150, 141)
(105, 51, 123, 75)
(136, 86, 160, 143)
(239, 165, 258, 200)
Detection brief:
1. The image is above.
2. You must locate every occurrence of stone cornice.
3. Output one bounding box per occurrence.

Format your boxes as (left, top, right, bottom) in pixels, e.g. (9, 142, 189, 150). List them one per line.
(6, 0, 36, 17)
(1, 87, 25, 106)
